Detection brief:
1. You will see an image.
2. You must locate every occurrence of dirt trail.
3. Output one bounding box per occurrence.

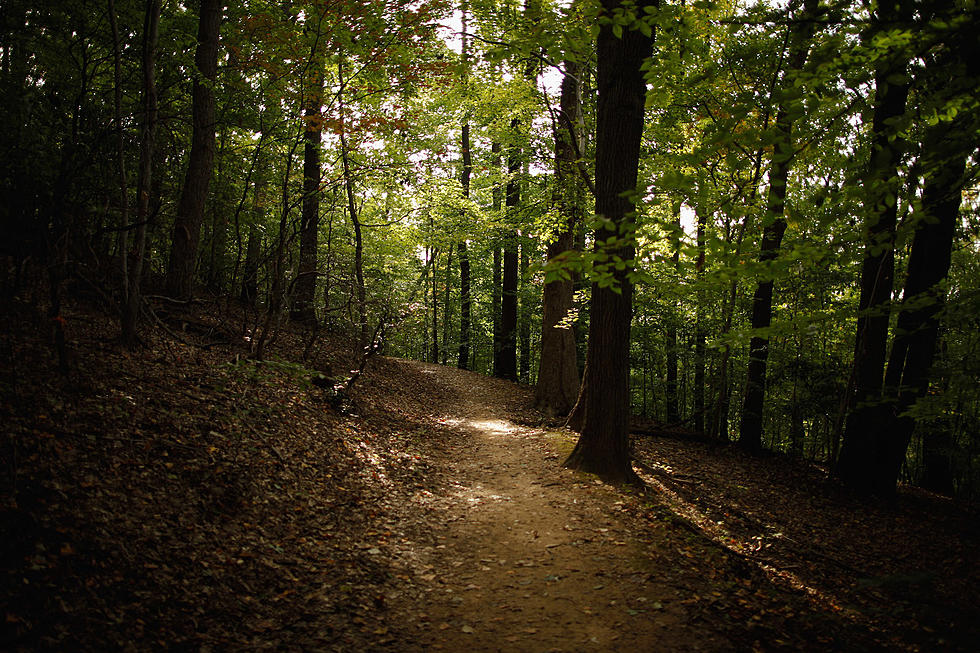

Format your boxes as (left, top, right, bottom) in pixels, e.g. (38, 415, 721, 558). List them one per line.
(392, 360, 728, 652)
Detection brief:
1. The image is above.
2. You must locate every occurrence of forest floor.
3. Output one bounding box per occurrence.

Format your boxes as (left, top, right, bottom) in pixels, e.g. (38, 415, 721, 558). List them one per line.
(2, 290, 979, 651)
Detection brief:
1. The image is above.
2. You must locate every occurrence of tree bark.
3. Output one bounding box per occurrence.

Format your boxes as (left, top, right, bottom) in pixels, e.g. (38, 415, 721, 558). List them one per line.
(694, 208, 706, 434)
(665, 202, 681, 424)
(292, 25, 324, 324)
(121, 0, 160, 346)
(836, 0, 914, 491)
(564, 0, 655, 484)
(878, 118, 970, 492)
(338, 59, 368, 350)
(165, 0, 222, 299)
(536, 60, 583, 416)
(491, 141, 503, 375)
(496, 121, 520, 381)
(739, 0, 819, 453)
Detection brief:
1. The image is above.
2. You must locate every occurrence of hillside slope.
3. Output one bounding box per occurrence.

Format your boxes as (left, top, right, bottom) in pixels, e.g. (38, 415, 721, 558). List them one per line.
(2, 296, 978, 651)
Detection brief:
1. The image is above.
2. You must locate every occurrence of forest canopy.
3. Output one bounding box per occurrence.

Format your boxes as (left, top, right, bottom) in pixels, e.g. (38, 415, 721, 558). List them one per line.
(1, 0, 978, 497)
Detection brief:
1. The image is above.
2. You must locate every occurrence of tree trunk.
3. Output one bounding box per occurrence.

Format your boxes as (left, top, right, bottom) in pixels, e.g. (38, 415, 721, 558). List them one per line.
(457, 120, 472, 368)
(836, 0, 914, 492)
(694, 208, 706, 433)
(338, 59, 368, 350)
(665, 202, 681, 423)
(121, 0, 160, 346)
(165, 0, 221, 299)
(457, 10, 473, 370)
(564, 0, 655, 484)
(292, 29, 323, 324)
(442, 244, 454, 365)
(108, 0, 131, 334)
(535, 60, 583, 416)
(241, 225, 260, 306)
(739, 0, 819, 453)
(207, 128, 228, 293)
(496, 123, 520, 381)
(240, 174, 264, 306)
(519, 238, 531, 381)
(877, 119, 969, 492)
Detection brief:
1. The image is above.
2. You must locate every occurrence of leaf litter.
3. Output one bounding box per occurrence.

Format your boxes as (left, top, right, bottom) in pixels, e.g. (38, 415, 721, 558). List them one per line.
(1, 295, 978, 651)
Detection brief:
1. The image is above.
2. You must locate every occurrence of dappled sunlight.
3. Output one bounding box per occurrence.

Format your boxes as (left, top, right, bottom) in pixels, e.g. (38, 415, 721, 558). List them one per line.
(466, 418, 516, 435)
(635, 464, 857, 625)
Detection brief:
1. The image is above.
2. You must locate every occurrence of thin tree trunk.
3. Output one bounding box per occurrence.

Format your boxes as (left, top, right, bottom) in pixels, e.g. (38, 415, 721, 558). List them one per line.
(108, 0, 131, 332)
(457, 9, 472, 370)
(665, 202, 681, 423)
(442, 244, 453, 365)
(338, 59, 368, 349)
(519, 238, 531, 382)
(254, 132, 301, 361)
(694, 208, 706, 433)
(739, 0, 819, 453)
(431, 246, 439, 363)
(207, 127, 228, 292)
(121, 0, 160, 346)
(497, 120, 520, 381)
(491, 141, 503, 375)
(240, 175, 264, 306)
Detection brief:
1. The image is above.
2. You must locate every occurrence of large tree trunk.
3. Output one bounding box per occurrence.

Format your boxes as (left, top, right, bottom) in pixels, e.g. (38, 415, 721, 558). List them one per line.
(738, 0, 819, 453)
(836, 0, 914, 491)
(536, 60, 583, 416)
(165, 0, 221, 299)
(564, 0, 655, 484)
(877, 119, 970, 493)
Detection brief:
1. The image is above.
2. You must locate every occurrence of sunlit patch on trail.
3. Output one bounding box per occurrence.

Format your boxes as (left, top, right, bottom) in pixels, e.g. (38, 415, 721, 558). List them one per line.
(467, 419, 515, 435)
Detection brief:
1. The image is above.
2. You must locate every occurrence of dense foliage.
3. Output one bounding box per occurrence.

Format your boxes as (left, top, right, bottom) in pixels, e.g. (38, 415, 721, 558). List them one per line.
(1, 0, 978, 496)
